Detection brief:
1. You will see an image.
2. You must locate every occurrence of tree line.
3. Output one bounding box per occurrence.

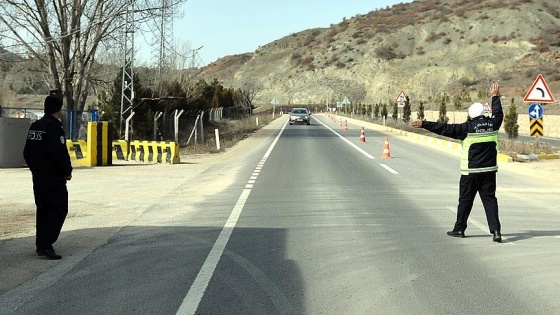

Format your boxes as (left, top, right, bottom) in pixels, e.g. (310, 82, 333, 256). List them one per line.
(95, 70, 258, 139)
(341, 91, 519, 139)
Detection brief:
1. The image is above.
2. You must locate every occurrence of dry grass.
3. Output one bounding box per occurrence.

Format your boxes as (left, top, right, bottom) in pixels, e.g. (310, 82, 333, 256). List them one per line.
(180, 112, 275, 155)
(500, 139, 557, 156)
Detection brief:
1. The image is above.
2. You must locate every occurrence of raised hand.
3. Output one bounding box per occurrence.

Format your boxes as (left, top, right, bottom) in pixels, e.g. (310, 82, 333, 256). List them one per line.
(490, 82, 500, 97)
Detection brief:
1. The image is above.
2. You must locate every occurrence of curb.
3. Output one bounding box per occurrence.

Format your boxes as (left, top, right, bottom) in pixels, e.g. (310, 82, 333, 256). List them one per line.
(331, 115, 519, 163)
(537, 153, 560, 160)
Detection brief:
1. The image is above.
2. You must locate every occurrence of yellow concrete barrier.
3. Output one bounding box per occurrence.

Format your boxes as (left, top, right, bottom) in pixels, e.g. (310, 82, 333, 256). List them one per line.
(87, 122, 112, 167)
(128, 140, 145, 162)
(66, 122, 112, 167)
(537, 153, 560, 160)
(112, 140, 128, 160)
(66, 140, 90, 167)
(66, 140, 87, 160)
(128, 140, 180, 164)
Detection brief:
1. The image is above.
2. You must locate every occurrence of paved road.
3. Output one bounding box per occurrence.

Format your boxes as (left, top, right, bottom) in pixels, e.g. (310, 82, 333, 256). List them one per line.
(1, 114, 560, 314)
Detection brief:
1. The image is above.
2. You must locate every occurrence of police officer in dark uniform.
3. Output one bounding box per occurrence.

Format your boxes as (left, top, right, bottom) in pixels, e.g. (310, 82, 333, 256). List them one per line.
(410, 82, 504, 242)
(23, 95, 73, 259)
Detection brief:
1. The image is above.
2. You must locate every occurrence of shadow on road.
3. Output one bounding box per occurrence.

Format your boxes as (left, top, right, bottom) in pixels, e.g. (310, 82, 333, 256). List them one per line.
(0, 226, 305, 315)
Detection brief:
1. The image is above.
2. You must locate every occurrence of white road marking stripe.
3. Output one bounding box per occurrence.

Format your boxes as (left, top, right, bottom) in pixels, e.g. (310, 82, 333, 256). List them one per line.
(176, 120, 288, 315)
(314, 116, 375, 160)
(380, 163, 398, 174)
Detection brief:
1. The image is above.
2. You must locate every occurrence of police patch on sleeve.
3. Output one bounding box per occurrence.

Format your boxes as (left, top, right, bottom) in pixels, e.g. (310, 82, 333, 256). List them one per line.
(60, 136, 65, 144)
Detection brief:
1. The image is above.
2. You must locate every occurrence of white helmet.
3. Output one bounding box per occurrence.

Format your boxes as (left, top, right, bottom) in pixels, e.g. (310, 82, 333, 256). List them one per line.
(468, 102, 485, 118)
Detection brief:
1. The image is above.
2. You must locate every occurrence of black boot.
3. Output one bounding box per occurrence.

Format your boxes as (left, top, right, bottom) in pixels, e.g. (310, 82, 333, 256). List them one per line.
(37, 249, 62, 260)
(492, 232, 502, 243)
(447, 230, 465, 238)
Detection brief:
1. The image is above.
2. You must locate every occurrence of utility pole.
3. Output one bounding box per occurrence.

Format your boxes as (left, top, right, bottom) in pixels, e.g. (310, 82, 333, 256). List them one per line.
(190, 46, 203, 69)
(120, 0, 135, 139)
(152, 0, 175, 92)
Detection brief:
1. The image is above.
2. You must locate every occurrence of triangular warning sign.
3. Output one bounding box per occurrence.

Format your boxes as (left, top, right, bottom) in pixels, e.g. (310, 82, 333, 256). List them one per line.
(524, 74, 555, 103)
(395, 91, 407, 103)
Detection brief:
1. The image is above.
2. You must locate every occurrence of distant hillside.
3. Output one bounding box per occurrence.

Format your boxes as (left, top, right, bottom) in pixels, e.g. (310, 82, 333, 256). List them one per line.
(196, 0, 560, 111)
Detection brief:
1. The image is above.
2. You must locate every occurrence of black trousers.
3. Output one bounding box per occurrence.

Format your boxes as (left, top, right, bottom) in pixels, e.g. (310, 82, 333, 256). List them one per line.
(33, 175, 68, 251)
(453, 172, 500, 233)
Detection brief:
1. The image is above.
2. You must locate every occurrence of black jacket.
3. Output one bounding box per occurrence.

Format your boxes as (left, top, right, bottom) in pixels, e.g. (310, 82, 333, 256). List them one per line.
(421, 96, 503, 172)
(421, 96, 503, 140)
(23, 115, 72, 178)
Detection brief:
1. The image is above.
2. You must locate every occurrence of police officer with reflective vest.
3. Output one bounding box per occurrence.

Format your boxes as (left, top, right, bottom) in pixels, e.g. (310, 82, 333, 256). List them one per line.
(23, 95, 73, 259)
(411, 82, 503, 242)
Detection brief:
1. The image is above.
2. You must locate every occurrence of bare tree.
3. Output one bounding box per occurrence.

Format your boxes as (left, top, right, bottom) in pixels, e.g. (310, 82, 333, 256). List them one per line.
(0, 83, 17, 105)
(0, 0, 186, 110)
(425, 72, 447, 103)
(178, 73, 203, 104)
(153, 39, 192, 95)
(234, 82, 263, 108)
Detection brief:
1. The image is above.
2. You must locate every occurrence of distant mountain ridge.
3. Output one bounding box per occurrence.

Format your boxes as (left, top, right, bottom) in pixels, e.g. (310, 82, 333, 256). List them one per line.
(196, 0, 560, 108)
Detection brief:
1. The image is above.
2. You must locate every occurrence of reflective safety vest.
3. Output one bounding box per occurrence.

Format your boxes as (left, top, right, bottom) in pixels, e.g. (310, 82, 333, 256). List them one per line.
(460, 131, 498, 175)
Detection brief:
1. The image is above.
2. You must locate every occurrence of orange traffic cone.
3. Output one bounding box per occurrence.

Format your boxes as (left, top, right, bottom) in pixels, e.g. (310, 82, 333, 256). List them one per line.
(381, 136, 391, 158)
(339, 118, 343, 127)
(359, 127, 366, 142)
(344, 120, 348, 131)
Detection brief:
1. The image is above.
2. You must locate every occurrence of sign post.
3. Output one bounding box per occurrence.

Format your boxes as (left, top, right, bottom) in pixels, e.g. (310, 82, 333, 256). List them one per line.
(523, 75, 555, 138)
(341, 96, 350, 114)
(528, 103, 544, 137)
(395, 90, 407, 107)
(271, 97, 278, 119)
(395, 90, 407, 122)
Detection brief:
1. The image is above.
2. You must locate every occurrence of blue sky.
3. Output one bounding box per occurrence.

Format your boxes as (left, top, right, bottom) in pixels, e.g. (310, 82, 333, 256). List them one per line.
(165, 0, 412, 66)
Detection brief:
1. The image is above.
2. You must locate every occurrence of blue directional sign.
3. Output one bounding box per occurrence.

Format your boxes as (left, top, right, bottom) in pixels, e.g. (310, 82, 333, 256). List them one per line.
(528, 103, 544, 119)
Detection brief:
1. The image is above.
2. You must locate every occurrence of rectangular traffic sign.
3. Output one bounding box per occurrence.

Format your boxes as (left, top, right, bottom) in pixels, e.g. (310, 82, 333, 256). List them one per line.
(530, 118, 543, 137)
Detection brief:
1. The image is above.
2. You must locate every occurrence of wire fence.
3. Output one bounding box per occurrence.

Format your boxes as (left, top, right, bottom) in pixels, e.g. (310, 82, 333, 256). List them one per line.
(0, 105, 251, 145)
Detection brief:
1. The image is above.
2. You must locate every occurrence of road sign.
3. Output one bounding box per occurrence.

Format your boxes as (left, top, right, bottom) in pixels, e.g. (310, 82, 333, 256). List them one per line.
(528, 103, 544, 119)
(524, 74, 555, 103)
(395, 91, 407, 103)
(341, 96, 351, 105)
(270, 97, 278, 105)
(530, 118, 543, 137)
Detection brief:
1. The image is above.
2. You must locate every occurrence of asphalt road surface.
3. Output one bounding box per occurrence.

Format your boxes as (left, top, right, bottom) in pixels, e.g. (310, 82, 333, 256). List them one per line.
(2, 114, 560, 315)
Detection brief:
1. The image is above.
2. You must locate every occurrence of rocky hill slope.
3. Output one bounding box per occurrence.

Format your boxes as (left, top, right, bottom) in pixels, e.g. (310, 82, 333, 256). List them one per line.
(196, 0, 560, 111)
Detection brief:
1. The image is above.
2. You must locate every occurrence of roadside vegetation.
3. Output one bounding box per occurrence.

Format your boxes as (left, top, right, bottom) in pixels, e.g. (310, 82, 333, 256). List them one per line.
(182, 105, 557, 160)
(380, 119, 558, 158)
(181, 110, 275, 155)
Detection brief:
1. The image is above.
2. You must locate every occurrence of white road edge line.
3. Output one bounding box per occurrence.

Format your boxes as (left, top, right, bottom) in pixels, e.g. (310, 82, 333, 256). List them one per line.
(314, 116, 375, 160)
(176, 119, 289, 315)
